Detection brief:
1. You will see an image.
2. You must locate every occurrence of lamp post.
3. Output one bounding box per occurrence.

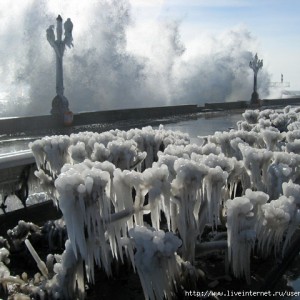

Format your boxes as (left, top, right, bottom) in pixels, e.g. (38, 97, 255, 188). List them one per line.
(249, 53, 263, 106)
(46, 15, 73, 122)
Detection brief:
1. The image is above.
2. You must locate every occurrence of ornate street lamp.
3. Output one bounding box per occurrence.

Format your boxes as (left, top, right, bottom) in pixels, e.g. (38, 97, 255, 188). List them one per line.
(249, 53, 263, 105)
(46, 15, 73, 122)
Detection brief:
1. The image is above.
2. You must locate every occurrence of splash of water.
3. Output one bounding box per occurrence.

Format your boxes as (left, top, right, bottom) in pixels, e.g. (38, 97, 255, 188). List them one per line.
(0, 0, 270, 117)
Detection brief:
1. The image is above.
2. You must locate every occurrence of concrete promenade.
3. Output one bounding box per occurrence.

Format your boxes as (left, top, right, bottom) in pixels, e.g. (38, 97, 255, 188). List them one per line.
(0, 97, 300, 134)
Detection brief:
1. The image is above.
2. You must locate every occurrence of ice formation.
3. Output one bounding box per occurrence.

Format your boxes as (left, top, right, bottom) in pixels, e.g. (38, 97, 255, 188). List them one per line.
(242, 109, 260, 124)
(12, 106, 300, 299)
(25, 239, 48, 278)
(226, 196, 256, 284)
(129, 226, 181, 300)
(256, 195, 297, 257)
(142, 164, 171, 230)
(171, 158, 208, 261)
(0, 237, 45, 299)
(203, 166, 228, 228)
(0, 247, 10, 288)
(47, 239, 85, 299)
(55, 160, 113, 280)
(239, 143, 272, 191)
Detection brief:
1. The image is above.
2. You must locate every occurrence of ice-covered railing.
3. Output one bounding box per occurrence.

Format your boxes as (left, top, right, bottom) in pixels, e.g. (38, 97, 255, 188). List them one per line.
(18, 106, 300, 299)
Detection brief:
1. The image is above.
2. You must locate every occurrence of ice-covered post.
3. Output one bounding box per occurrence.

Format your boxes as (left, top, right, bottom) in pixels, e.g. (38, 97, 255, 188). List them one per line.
(47, 15, 73, 121)
(249, 53, 263, 106)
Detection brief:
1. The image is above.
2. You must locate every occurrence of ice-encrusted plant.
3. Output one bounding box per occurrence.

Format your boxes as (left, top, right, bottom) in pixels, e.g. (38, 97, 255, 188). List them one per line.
(3, 107, 300, 299)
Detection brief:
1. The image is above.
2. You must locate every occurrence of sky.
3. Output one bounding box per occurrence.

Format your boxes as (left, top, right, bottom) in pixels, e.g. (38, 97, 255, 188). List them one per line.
(0, 0, 299, 116)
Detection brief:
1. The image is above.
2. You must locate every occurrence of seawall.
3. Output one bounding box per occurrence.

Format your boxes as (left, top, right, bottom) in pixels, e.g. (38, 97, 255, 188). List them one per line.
(1, 98, 300, 134)
(0, 104, 198, 134)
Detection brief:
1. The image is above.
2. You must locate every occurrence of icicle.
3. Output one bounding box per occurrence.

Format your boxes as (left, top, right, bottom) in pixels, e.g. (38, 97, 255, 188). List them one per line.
(142, 164, 171, 230)
(129, 226, 182, 300)
(171, 158, 208, 262)
(203, 166, 228, 228)
(226, 196, 255, 284)
(261, 128, 281, 151)
(256, 195, 296, 257)
(245, 189, 269, 217)
(113, 168, 142, 229)
(55, 161, 113, 280)
(239, 144, 273, 191)
(47, 240, 85, 299)
(266, 163, 292, 200)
